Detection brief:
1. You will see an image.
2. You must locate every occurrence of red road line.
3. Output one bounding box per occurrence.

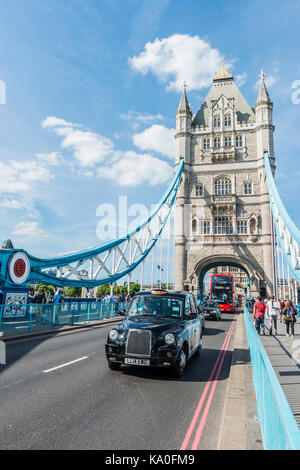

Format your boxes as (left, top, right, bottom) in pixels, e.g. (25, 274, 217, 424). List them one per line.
(180, 315, 237, 451)
(191, 317, 237, 449)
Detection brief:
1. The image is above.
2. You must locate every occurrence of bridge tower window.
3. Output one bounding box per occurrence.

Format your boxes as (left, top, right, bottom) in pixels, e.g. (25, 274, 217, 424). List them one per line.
(237, 220, 248, 234)
(203, 138, 210, 150)
(214, 177, 232, 195)
(244, 182, 253, 195)
(224, 136, 232, 147)
(195, 184, 204, 197)
(214, 217, 233, 235)
(236, 135, 243, 147)
(203, 221, 210, 234)
(214, 137, 221, 148)
(214, 115, 221, 128)
(225, 114, 231, 127)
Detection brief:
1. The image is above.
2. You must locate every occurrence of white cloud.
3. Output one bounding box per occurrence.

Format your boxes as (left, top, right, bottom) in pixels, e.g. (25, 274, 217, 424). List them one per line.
(133, 124, 176, 159)
(236, 72, 247, 87)
(9, 160, 53, 183)
(129, 34, 229, 92)
(120, 110, 164, 124)
(42, 116, 81, 129)
(42, 116, 114, 167)
(36, 152, 63, 166)
(42, 116, 175, 187)
(265, 75, 279, 88)
(0, 198, 25, 210)
(98, 151, 173, 187)
(0, 162, 30, 193)
(12, 221, 49, 238)
(0, 160, 52, 195)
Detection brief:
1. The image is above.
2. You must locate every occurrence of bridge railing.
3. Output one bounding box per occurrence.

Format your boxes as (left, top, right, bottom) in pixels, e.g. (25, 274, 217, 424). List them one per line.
(0, 301, 128, 336)
(244, 304, 300, 450)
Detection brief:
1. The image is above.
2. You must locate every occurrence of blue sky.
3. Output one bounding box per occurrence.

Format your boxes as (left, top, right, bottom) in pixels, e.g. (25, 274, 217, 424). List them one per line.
(0, 0, 300, 283)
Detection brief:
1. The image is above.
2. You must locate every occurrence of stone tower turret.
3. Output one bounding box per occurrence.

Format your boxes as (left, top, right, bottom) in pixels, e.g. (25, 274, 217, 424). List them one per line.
(173, 65, 276, 298)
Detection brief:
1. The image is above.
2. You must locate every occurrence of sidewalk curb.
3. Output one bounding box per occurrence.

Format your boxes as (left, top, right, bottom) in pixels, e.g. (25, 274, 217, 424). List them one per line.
(2, 317, 122, 343)
(217, 313, 249, 450)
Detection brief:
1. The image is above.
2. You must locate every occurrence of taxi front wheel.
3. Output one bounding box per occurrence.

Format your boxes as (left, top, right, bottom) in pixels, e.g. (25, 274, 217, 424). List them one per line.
(171, 348, 187, 378)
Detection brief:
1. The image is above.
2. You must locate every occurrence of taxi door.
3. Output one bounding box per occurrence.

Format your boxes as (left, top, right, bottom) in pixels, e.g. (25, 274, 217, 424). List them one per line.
(185, 294, 201, 358)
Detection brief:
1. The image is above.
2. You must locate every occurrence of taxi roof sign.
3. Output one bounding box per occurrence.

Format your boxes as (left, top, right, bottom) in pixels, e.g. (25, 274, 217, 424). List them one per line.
(151, 289, 168, 295)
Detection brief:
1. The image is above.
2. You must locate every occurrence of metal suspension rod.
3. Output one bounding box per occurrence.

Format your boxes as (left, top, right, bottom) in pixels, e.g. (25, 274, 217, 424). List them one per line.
(1, 159, 184, 288)
(159, 236, 163, 288)
(166, 231, 170, 290)
(151, 247, 154, 290)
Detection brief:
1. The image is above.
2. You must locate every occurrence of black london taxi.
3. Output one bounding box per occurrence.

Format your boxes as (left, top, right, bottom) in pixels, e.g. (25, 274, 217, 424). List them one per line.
(105, 289, 204, 377)
(197, 300, 222, 321)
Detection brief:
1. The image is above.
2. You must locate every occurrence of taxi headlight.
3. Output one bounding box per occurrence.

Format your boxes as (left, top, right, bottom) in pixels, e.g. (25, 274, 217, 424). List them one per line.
(109, 329, 118, 341)
(165, 333, 176, 345)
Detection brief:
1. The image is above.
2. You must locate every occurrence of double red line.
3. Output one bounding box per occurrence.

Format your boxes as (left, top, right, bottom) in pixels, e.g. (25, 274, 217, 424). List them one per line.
(180, 314, 237, 450)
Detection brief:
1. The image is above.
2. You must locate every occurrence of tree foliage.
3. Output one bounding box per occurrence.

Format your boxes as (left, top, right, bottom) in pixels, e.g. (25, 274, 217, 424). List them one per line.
(65, 287, 82, 298)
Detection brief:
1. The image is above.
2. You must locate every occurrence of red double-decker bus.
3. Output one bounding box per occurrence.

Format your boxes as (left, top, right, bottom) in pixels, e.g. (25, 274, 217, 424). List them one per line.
(210, 273, 235, 313)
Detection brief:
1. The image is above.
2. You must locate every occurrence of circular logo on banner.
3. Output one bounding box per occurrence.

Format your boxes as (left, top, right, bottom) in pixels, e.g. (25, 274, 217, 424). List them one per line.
(8, 253, 30, 285)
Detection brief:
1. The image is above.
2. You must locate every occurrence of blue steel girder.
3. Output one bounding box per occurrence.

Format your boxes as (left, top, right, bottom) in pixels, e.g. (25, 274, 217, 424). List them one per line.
(264, 151, 300, 283)
(0, 159, 184, 288)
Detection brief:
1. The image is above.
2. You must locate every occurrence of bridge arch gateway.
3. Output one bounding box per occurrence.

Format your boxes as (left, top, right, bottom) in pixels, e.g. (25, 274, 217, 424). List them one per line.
(174, 66, 276, 299)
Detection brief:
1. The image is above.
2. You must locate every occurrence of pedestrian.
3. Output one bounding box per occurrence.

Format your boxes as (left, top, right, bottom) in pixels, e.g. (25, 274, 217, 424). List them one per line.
(28, 289, 35, 304)
(266, 294, 280, 335)
(53, 289, 64, 304)
(47, 292, 54, 304)
(282, 300, 297, 338)
(280, 298, 286, 323)
(253, 296, 266, 335)
(34, 289, 46, 321)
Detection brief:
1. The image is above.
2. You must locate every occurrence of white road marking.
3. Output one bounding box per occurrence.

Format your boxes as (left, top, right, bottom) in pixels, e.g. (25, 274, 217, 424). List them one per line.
(43, 356, 88, 373)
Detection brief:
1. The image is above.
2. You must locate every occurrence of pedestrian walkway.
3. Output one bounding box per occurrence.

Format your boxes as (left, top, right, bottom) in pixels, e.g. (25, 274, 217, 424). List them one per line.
(260, 318, 300, 428)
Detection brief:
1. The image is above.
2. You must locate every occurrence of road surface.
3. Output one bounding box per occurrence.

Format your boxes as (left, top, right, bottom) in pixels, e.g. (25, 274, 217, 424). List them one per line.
(0, 313, 237, 450)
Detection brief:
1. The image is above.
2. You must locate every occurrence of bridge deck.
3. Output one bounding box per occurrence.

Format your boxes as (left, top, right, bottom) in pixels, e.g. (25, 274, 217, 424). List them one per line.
(260, 320, 300, 428)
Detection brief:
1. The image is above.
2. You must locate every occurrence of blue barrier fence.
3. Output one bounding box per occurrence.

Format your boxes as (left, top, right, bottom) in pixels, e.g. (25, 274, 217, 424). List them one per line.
(0, 302, 128, 335)
(244, 304, 300, 450)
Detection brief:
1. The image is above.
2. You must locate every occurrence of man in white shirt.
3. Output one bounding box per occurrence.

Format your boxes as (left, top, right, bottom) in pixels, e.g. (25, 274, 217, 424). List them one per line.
(266, 295, 280, 335)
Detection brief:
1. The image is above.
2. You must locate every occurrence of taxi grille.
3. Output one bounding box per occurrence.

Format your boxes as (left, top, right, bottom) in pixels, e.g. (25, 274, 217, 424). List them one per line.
(126, 330, 151, 357)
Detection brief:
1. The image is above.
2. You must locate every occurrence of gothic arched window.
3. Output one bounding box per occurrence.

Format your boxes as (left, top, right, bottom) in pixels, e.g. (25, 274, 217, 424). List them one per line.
(214, 177, 232, 195)
(214, 115, 221, 128)
(192, 219, 197, 233)
(224, 114, 231, 127)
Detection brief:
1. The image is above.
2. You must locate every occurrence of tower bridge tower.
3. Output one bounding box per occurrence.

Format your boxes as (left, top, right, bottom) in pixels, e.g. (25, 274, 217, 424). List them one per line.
(174, 65, 275, 298)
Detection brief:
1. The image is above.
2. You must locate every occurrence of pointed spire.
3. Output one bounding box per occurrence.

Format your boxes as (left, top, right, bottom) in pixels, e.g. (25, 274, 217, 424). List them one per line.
(256, 69, 272, 106)
(177, 81, 192, 115)
(1, 239, 14, 249)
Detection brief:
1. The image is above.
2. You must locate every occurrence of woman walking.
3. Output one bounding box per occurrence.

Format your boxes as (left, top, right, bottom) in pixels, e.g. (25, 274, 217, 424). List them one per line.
(283, 300, 297, 338)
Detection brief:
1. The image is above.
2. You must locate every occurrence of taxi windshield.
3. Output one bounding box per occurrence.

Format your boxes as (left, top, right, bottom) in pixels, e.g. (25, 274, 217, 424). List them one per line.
(128, 295, 182, 319)
(199, 301, 218, 308)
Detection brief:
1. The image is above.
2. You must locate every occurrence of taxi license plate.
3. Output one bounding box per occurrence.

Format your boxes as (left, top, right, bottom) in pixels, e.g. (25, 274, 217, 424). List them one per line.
(125, 358, 150, 366)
